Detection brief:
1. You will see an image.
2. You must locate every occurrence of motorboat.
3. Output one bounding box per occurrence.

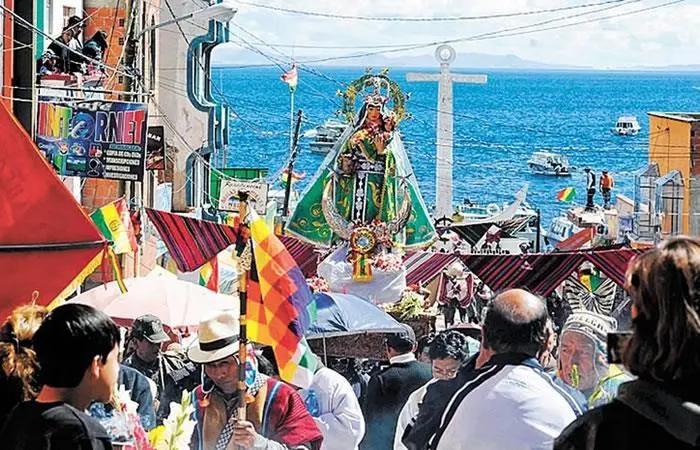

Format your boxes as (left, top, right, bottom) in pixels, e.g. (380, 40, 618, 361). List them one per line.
(527, 151, 571, 176)
(308, 119, 348, 154)
(542, 215, 582, 247)
(611, 115, 641, 136)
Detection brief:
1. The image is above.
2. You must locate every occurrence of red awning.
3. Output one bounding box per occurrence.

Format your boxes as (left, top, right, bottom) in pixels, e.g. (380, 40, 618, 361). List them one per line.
(0, 102, 105, 319)
(556, 228, 594, 252)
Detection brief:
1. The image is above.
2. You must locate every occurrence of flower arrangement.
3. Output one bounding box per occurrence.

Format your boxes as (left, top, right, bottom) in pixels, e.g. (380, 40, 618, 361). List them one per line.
(307, 276, 330, 293)
(148, 391, 196, 450)
(383, 288, 425, 320)
(90, 385, 154, 450)
(374, 252, 403, 273)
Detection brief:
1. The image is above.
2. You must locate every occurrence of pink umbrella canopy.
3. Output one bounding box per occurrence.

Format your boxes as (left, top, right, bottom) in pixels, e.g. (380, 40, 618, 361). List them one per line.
(71, 277, 239, 330)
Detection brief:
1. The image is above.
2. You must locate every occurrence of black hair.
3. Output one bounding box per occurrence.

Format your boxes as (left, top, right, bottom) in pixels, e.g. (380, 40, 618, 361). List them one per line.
(33, 303, 120, 388)
(387, 338, 413, 354)
(428, 330, 469, 362)
(416, 333, 435, 357)
(482, 292, 548, 357)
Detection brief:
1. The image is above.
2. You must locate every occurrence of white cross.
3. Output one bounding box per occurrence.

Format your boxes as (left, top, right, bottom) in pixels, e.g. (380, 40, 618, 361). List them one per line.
(407, 45, 487, 220)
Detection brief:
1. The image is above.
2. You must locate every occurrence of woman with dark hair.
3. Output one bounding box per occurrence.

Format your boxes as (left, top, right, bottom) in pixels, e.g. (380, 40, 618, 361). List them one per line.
(556, 236, 700, 449)
(0, 305, 48, 429)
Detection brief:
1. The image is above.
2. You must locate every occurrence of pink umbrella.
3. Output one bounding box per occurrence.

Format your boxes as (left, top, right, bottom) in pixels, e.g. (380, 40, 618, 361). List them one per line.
(71, 277, 239, 330)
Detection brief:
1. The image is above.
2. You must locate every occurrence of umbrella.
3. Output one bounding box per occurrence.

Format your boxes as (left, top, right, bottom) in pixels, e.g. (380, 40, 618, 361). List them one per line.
(71, 277, 239, 329)
(307, 292, 404, 338)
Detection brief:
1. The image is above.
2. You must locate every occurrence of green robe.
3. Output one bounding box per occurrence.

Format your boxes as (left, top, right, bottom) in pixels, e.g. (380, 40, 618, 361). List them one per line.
(286, 127, 436, 249)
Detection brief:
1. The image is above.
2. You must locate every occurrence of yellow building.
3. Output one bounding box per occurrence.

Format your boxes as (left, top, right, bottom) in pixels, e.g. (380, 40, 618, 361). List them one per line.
(648, 112, 700, 235)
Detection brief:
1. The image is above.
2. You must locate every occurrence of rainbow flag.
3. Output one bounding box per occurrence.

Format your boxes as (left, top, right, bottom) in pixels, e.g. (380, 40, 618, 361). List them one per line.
(199, 256, 219, 292)
(247, 209, 317, 388)
(91, 198, 138, 254)
(281, 64, 298, 93)
(556, 187, 576, 202)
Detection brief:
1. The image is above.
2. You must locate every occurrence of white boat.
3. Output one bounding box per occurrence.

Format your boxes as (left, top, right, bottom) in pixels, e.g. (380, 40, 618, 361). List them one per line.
(308, 119, 348, 154)
(527, 151, 571, 176)
(543, 215, 581, 246)
(611, 115, 641, 136)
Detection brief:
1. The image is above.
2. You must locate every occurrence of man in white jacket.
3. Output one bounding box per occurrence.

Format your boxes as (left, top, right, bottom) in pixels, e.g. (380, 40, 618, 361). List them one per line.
(302, 365, 366, 450)
(394, 330, 476, 450)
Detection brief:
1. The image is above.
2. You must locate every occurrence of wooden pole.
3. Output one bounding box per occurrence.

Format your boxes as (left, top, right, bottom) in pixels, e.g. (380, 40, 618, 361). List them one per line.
(282, 109, 304, 220)
(237, 192, 250, 423)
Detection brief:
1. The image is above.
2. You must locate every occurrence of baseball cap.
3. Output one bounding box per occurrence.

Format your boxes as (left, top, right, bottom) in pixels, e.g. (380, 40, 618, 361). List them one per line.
(386, 323, 417, 349)
(132, 314, 170, 344)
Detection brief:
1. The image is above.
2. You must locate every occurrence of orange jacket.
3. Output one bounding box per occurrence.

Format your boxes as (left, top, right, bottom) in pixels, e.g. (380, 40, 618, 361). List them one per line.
(600, 174, 614, 189)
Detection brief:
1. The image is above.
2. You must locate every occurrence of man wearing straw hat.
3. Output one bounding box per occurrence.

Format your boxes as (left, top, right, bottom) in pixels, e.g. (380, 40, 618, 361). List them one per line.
(188, 311, 323, 450)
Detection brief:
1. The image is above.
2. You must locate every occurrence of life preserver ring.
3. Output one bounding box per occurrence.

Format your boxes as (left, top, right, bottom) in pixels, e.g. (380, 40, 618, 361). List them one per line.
(487, 203, 500, 215)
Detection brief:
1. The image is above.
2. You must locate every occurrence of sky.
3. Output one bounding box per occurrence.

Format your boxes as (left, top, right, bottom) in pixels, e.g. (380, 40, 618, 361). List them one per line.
(213, 0, 700, 68)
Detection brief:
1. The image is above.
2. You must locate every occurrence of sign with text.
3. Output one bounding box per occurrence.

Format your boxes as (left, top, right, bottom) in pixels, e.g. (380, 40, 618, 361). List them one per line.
(146, 125, 165, 170)
(219, 179, 269, 214)
(35, 100, 148, 181)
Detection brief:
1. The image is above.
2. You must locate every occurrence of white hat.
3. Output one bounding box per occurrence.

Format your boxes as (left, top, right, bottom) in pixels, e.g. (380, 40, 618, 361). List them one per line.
(562, 311, 617, 344)
(446, 261, 466, 279)
(187, 310, 240, 364)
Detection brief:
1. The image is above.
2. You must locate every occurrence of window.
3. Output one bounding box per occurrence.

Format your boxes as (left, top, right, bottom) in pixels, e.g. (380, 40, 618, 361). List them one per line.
(118, 75, 124, 84)
(119, 37, 125, 45)
(119, 18, 125, 27)
(62, 6, 76, 27)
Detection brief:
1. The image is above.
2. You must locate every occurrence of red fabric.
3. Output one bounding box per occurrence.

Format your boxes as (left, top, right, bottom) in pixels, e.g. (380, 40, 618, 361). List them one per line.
(0, 101, 104, 319)
(263, 379, 323, 448)
(145, 209, 239, 272)
(556, 228, 594, 251)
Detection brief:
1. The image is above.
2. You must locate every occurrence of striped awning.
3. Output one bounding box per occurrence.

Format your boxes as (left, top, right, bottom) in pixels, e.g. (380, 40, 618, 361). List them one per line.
(279, 235, 321, 277)
(403, 252, 459, 285)
(459, 247, 645, 296)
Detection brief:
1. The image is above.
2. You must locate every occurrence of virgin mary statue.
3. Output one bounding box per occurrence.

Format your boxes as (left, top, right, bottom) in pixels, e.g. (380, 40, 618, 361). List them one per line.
(286, 73, 436, 251)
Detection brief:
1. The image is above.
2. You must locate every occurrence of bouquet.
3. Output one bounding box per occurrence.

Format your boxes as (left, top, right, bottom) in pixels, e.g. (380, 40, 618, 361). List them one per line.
(90, 385, 153, 450)
(148, 390, 196, 450)
(384, 289, 425, 320)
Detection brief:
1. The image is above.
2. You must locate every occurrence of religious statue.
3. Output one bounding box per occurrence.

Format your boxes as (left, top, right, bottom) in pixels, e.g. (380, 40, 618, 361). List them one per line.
(287, 72, 436, 281)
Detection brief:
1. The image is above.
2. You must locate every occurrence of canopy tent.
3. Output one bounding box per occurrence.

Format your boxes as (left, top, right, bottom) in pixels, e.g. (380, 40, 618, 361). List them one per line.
(307, 292, 404, 338)
(0, 102, 106, 320)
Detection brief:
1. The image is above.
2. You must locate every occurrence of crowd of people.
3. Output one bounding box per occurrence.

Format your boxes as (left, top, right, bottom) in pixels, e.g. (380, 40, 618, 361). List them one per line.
(1, 235, 699, 449)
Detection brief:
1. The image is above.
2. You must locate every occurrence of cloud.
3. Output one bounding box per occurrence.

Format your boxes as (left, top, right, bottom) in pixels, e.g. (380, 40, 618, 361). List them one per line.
(220, 0, 700, 68)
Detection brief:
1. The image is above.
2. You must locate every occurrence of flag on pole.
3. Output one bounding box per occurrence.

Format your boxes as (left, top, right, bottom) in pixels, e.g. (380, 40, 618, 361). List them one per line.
(246, 209, 318, 388)
(199, 256, 219, 292)
(91, 198, 138, 254)
(280, 168, 305, 186)
(556, 187, 576, 202)
(281, 64, 298, 93)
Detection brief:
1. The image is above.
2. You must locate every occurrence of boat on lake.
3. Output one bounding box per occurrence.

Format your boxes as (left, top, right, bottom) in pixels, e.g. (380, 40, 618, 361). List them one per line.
(528, 151, 571, 176)
(308, 119, 348, 154)
(611, 115, 641, 136)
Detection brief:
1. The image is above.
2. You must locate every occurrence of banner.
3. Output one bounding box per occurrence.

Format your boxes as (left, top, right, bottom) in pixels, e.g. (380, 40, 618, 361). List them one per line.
(146, 125, 165, 170)
(35, 100, 148, 181)
(219, 179, 269, 214)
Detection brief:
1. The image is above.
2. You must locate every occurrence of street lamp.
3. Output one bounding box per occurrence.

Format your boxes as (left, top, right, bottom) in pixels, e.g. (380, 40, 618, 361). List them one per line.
(136, 1, 237, 39)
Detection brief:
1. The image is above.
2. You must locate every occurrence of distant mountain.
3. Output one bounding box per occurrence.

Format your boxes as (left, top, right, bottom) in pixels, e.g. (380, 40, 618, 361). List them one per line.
(212, 45, 699, 72)
(212, 46, 589, 70)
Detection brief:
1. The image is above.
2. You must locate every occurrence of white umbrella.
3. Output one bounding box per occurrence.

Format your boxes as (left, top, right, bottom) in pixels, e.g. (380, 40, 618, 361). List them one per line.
(71, 277, 239, 330)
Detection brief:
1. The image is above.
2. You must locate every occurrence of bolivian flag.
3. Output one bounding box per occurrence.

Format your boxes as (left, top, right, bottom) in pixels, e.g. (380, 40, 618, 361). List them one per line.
(281, 64, 298, 93)
(91, 198, 138, 254)
(199, 256, 219, 292)
(556, 187, 575, 203)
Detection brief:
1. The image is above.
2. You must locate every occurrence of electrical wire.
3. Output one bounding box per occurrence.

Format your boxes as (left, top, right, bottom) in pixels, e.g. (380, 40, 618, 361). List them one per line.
(234, 0, 629, 22)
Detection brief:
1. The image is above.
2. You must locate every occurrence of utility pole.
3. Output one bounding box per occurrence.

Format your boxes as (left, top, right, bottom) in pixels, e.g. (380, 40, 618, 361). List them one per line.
(282, 109, 304, 221)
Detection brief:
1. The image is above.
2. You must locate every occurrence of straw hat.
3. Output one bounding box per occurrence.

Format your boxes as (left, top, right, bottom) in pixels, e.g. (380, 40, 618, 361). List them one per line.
(187, 310, 240, 364)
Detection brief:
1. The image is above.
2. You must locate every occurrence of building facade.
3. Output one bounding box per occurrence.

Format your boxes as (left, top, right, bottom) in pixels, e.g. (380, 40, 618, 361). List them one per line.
(648, 112, 700, 235)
